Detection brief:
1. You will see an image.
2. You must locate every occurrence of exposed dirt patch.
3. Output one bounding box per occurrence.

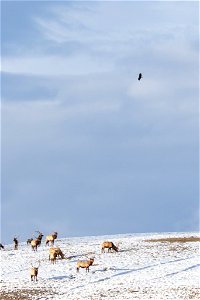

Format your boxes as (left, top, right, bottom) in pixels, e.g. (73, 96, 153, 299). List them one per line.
(145, 236, 200, 243)
(168, 245, 190, 251)
(0, 288, 56, 300)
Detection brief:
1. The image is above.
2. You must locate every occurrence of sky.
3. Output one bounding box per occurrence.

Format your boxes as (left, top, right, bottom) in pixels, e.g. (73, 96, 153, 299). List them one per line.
(1, 1, 199, 244)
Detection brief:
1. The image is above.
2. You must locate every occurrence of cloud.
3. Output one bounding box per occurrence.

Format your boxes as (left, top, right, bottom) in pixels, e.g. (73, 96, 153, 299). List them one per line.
(1, 54, 114, 76)
(2, 1, 198, 79)
(34, 3, 97, 44)
(128, 78, 165, 99)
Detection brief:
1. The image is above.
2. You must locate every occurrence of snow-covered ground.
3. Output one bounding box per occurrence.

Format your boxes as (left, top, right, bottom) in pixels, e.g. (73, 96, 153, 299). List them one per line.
(0, 232, 199, 299)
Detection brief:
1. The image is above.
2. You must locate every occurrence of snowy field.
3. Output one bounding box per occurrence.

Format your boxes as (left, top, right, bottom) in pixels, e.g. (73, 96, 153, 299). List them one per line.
(0, 232, 199, 300)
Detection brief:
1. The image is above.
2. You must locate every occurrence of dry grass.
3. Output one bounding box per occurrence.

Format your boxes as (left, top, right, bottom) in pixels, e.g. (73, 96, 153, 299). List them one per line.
(145, 236, 200, 243)
(0, 288, 56, 300)
(168, 245, 189, 251)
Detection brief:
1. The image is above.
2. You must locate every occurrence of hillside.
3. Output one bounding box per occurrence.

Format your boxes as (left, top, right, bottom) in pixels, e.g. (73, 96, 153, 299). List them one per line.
(0, 232, 199, 299)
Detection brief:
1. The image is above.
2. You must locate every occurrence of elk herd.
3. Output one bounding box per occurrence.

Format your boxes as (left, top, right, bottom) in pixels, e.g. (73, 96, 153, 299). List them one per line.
(0, 231, 119, 281)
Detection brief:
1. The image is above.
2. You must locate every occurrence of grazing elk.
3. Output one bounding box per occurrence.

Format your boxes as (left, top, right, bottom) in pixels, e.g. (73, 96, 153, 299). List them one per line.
(45, 232, 58, 246)
(49, 251, 57, 264)
(13, 237, 19, 250)
(0, 243, 4, 250)
(76, 258, 94, 273)
(30, 262, 40, 281)
(101, 241, 118, 253)
(49, 247, 65, 260)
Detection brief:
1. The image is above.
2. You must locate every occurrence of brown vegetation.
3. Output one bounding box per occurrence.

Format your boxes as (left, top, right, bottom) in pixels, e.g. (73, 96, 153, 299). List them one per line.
(0, 288, 54, 300)
(145, 236, 200, 243)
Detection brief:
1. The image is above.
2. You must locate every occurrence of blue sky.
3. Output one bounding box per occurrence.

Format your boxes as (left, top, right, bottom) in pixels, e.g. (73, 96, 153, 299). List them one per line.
(1, 1, 199, 244)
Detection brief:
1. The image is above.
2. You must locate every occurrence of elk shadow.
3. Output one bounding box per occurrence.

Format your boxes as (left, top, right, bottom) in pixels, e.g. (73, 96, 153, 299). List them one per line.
(48, 275, 71, 281)
(67, 252, 95, 261)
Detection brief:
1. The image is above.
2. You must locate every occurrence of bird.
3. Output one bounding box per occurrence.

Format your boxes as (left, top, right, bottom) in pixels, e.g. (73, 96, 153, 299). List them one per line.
(138, 73, 142, 81)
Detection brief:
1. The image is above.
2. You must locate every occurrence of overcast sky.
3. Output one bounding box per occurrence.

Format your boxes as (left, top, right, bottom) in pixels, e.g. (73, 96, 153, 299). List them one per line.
(1, 1, 199, 244)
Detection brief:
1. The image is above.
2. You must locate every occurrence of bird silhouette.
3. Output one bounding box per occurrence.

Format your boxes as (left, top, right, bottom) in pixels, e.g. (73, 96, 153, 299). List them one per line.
(138, 73, 142, 81)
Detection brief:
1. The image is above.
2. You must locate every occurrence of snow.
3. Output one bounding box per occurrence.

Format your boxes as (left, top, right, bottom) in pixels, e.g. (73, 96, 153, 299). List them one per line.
(0, 232, 199, 299)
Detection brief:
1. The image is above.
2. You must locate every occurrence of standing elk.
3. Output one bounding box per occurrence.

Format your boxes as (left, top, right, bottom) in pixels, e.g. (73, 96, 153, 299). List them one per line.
(35, 232, 43, 246)
(27, 232, 43, 246)
(0, 243, 4, 250)
(30, 231, 44, 251)
(30, 261, 40, 281)
(101, 241, 118, 253)
(13, 237, 19, 250)
(35, 231, 44, 241)
(31, 239, 41, 251)
(45, 232, 58, 246)
(76, 258, 94, 273)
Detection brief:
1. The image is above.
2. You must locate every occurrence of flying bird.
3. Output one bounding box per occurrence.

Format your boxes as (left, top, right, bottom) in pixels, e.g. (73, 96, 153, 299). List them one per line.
(138, 73, 143, 81)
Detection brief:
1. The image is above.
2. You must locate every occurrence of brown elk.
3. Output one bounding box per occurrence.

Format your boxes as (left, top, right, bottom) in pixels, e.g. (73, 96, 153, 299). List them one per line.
(35, 231, 44, 241)
(101, 241, 118, 253)
(30, 261, 40, 281)
(49, 251, 57, 264)
(76, 258, 94, 273)
(30, 232, 44, 251)
(13, 237, 19, 250)
(27, 232, 43, 246)
(45, 232, 58, 246)
(35, 232, 43, 246)
(49, 247, 65, 260)
(31, 239, 41, 251)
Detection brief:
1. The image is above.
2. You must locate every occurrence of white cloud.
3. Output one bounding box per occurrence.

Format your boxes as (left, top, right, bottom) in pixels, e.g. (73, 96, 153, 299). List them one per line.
(2, 2, 197, 78)
(128, 78, 165, 99)
(1, 54, 113, 76)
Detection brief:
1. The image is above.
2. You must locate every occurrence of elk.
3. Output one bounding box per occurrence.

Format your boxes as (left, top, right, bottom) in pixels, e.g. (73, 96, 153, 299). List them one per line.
(30, 232, 44, 251)
(35, 231, 44, 242)
(0, 243, 4, 250)
(30, 261, 40, 281)
(101, 241, 118, 253)
(31, 239, 41, 251)
(35, 232, 43, 246)
(27, 232, 43, 246)
(49, 247, 65, 260)
(76, 258, 94, 273)
(49, 251, 57, 264)
(45, 232, 58, 246)
(13, 237, 19, 250)
(27, 238, 33, 245)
